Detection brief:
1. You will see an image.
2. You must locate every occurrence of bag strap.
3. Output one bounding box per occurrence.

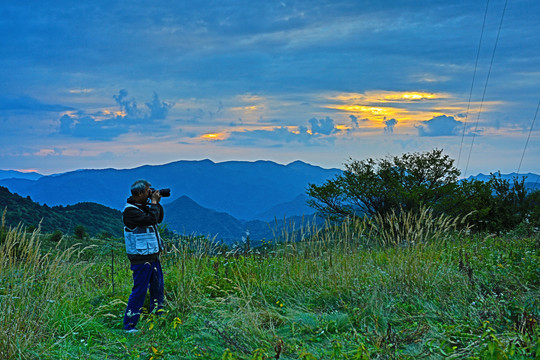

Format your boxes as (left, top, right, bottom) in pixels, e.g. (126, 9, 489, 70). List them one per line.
(124, 203, 142, 211)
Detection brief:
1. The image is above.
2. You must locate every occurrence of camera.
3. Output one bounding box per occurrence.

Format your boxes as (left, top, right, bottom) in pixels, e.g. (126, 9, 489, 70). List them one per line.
(149, 187, 171, 197)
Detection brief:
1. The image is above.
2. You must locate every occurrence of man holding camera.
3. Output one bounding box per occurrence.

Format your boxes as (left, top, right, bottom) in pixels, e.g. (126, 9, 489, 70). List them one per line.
(122, 179, 165, 332)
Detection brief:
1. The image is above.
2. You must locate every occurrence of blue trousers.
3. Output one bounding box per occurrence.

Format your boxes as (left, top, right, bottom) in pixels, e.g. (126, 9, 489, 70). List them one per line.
(123, 260, 164, 330)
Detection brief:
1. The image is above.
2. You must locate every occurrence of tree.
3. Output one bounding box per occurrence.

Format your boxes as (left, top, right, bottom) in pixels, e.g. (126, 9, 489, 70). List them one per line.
(526, 190, 540, 227)
(307, 149, 460, 220)
(441, 177, 493, 232)
(443, 173, 528, 234)
(74, 224, 88, 240)
(487, 173, 528, 234)
(49, 229, 63, 242)
(308, 150, 534, 234)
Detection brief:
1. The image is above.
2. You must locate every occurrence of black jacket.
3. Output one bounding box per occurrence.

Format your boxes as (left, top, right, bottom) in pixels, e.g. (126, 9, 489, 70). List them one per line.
(123, 196, 164, 264)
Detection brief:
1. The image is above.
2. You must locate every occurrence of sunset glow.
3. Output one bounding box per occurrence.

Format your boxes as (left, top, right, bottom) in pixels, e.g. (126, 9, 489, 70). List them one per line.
(14, 169, 40, 173)
(201, 133, 227, 140)
(329, 91, 445, 104)
(1, 1, 538, 175)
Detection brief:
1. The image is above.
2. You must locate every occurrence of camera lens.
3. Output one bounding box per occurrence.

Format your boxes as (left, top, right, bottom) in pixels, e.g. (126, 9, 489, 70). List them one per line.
(160, 188, 171, 197)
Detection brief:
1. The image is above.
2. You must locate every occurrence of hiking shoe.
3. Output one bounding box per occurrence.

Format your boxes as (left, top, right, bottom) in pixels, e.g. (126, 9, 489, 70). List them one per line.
(125, 328, 139, 333)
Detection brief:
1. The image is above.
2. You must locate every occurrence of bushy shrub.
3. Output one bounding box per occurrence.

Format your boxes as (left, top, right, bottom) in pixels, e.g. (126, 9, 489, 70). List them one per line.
(49, 229, 63, 242)
(527, 190, 540, 227)
(307, 149, 459, 220)
(308, 149, 533, 234)
(74, 224, 87, 240)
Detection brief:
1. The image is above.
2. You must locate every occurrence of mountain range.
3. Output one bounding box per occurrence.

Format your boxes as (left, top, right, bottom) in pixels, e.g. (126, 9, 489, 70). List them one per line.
(1, 161, 538, 243)
(0, 160, 341, 220)
(0, 160, 339, 242)
(0, 170, 43, 181)
(162, 195, 320, 243)
(465, 172, 540, 190)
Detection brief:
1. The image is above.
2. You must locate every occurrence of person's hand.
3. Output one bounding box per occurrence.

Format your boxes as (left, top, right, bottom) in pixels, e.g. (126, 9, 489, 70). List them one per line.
(151, 190, 162, 204)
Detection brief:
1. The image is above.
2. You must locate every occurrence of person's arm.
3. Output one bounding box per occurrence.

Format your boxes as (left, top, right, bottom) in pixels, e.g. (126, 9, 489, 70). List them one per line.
(150, 190, 164, 224)
(123, 205, 161, 228)
(154, 203, 164, 224)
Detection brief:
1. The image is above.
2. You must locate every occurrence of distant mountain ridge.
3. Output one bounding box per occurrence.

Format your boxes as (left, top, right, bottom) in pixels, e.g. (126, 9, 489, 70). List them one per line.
(0, 170, 43, 181)
(0, 159, 342, 222)
(163, 195, 322, 243)
(466, 172, 540, 191)
(1, 162, 538, 243)
(163, 195, 277, 242)
(466, 172, 539, 182)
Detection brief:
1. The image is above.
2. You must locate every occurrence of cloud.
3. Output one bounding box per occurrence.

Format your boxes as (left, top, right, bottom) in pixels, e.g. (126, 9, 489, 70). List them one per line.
(58, 90, 174, 140)
(225, 127, 307, 147)
(350, 115, 359, 127)
(68, 89, 94, 94)
(416, 115, 464, 137)
(229, 118, 244, 127)
(348, 114, 370, 130)
(0, 95, 74, 112)
(59, 113, 128, 141)
(384, 118, 397, 133)
(220, 116, 341, 147)
(309, 117, 336, 135)
(209, 101, 225, 120)
(146, 92, 175, 120)
(225, 126, 338, 148)
(113, 90, 174, 123)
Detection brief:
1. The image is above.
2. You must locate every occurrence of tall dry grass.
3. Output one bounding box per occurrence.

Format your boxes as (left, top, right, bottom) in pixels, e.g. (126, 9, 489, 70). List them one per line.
(159, 206, 474, 350)
(0, 210, 95, 359)
(2, 205, 535, 358)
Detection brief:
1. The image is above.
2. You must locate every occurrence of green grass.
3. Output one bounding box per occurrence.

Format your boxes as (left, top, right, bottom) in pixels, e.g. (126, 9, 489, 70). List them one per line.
(1, 209, 539, 359)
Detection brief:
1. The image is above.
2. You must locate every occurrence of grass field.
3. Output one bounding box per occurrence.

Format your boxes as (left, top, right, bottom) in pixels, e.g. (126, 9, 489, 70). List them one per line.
(1, 210, 539, 359)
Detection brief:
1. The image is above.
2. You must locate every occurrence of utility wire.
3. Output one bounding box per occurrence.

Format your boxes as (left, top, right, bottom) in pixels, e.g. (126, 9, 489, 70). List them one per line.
(534, 174, 540, 191)
(457, 0, 490, 171)
(517, 99, 540, 175)
(464, 0, 508, 177)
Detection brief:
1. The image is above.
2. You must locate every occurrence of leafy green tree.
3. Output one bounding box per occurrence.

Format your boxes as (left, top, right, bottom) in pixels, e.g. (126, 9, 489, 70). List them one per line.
(526, 190, 540, 227)
(74, 224, 88, 240)
(487, 173, 528, 234)
(307, 149, 460, 220)
(49, 229, 63, 242)
(442, 177, 493, 232)
(308, 149, 533, 234)
(0, 187, 123, 237)
(444, 173, 528, 234)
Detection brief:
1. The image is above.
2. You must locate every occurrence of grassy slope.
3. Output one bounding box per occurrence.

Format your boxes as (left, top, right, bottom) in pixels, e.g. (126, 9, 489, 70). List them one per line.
(1, 214, 539, 359)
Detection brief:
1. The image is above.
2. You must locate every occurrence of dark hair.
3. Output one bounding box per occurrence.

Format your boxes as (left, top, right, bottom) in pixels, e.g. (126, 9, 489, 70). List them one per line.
(131, 179, 151, 195)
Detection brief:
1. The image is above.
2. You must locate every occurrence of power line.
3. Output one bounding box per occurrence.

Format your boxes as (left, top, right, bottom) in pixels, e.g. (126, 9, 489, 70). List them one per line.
(534, 174, 540, 191)
(517, 98, 540, 175)
(464, 0, 508, 177)
(457, 0, 490, 171)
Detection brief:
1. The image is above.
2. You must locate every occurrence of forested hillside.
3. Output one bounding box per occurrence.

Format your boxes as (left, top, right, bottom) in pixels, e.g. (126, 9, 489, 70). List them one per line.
(0, 186, 123, 237)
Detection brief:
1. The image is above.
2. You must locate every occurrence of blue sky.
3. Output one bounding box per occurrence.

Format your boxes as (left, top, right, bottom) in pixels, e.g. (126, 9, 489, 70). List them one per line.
(1, 0, 539, 176)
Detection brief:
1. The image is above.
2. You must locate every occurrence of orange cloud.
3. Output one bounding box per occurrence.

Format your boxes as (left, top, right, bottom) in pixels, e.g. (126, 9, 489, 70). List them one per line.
(335, 124, 352, 132)
(329, 90, 446, 104)
(14, 168, 40, 173)
(325, 90, 456, 129)
(201, 133, 227, 140)
(230, 105, 260, 112)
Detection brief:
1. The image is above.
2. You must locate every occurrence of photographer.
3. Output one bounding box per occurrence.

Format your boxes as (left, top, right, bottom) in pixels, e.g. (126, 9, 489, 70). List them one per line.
(122, 179, 165, 332)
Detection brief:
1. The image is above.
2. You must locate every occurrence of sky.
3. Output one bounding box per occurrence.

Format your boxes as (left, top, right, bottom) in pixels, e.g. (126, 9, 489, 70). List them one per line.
(1, 0, 539, 176)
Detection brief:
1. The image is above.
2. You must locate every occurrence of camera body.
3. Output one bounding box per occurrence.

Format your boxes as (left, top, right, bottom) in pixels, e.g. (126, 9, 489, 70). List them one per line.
(149, 187, 171, 197)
